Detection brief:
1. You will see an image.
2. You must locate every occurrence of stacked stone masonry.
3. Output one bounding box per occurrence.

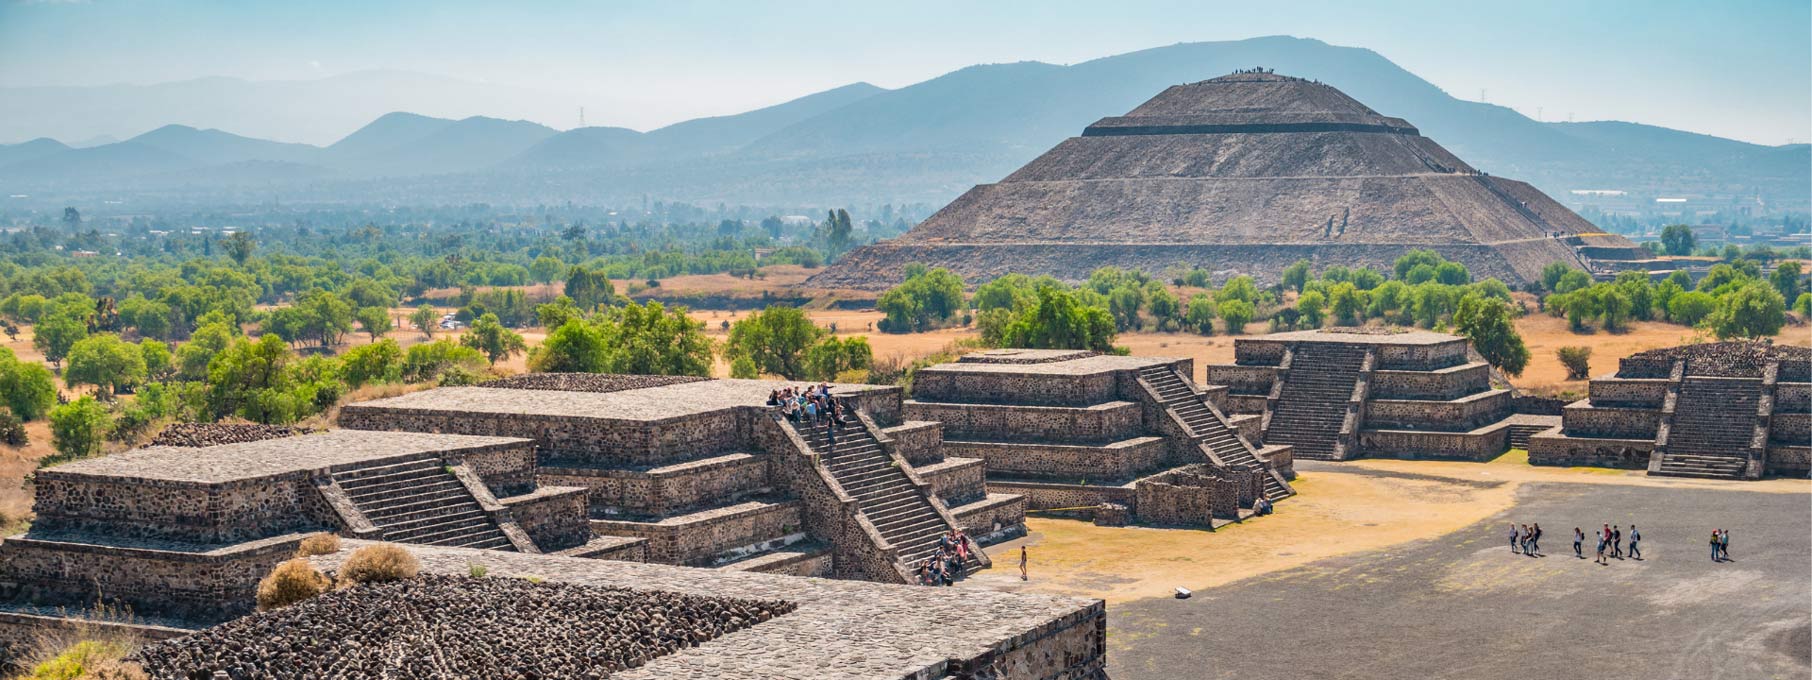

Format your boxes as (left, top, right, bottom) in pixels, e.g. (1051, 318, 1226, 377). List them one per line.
(1207, 329, 1519, 462)
(1528, 342, 1812, 479)
(905, 349, 1293, 528)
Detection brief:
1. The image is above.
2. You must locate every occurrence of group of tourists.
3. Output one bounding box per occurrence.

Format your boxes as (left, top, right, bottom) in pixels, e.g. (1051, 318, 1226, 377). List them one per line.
(915, 529, 973, 586)
(1577, 524, 1640, 564)
(1709, 529, 1733, 562)
(769, 384, 854, 446)
(1508, 523, 1544, 556)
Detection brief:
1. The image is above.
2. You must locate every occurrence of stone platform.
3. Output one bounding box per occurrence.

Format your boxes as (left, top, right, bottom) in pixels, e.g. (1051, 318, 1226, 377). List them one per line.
(305, 540, 1106, 680)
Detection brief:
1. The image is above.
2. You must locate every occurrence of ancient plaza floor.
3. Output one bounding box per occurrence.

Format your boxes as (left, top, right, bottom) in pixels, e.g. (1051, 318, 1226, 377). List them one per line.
(961, 457, 1812, 679)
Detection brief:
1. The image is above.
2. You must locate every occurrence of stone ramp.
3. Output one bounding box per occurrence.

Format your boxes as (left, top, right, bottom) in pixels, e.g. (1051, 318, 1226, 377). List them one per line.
(332, 454, 516, 550)
(1653, 376, 1761, 480)
(1266, 343, 1368, 459)
(791, 418, 979, 578)
(1138, 364, 1294, 500)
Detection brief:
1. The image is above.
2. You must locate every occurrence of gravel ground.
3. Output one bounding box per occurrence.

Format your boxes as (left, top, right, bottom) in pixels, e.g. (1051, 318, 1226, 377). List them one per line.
(134, 574, 795, 679)
(1107, 480, 1811, 679)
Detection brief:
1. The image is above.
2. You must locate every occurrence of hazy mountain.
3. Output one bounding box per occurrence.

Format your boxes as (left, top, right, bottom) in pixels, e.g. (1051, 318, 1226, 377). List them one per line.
(0, 138, 72, 168)
(643, 82, 886, 158)
(130, 125, 320, 165)
(2, 37, 1803, 212)
(0, 70, 587, 146)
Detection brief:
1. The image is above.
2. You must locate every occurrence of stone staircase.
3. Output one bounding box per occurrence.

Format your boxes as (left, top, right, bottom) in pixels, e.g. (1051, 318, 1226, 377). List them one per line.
(1653, 377, 1761, 480)
(332, 455, 516, 550)
(1266, 343, 1369, 459)
(1138, 365, 1293, 500)
(791, 418, 976, 578)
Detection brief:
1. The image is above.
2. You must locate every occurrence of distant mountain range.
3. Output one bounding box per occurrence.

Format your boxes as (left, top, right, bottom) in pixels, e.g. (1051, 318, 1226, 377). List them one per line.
(2, 37, 1805, 213)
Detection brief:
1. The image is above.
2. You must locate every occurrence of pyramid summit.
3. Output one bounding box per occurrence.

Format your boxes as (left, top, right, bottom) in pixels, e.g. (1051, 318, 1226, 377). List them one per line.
(814, 70, 1659, 289)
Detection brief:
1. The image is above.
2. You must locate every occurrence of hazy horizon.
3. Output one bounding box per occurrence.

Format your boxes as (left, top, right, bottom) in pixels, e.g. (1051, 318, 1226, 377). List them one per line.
(2, 0, 1807, 147)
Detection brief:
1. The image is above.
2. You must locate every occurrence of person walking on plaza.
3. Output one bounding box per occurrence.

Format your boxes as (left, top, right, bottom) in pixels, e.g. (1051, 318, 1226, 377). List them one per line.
(1710, 530, 1723, 562)
(1573, 527, 1585, 559)
(1508, 523, 1521, 555)
(1019, 546, 1029, 581)
(1611, 526, 1623, 560)
(1530, 523, 1543, 556)
(1596, 529, 1608, 565)
(1628, 525, 1642, 560)
(1719, 529, 1730, 561)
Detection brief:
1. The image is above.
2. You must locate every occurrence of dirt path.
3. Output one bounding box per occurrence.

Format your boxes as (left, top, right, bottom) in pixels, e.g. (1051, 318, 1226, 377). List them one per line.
(960, 455, 1809, 604)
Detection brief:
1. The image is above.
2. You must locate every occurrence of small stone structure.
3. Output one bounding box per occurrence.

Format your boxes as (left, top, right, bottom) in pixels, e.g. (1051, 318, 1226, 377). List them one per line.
(905, 349, 1294, 528)
(1207, 328, 1519, 461)
(1528, 342, 1812, 479)
(338, 378, 1025, 582)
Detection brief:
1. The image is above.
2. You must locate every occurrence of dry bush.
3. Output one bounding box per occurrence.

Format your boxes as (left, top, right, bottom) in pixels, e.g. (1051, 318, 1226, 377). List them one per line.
(337, 544, 420, 587)
(1556, 346, 1593, 380)
(294, 533, 341, 558)
(255, 558, 330, 611)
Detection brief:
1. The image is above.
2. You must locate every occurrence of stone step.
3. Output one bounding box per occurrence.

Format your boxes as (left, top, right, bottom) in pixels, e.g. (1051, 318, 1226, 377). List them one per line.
(413, 523, 509, 547)
(348, 480, 470, 509)
(332, 456, 442, 481)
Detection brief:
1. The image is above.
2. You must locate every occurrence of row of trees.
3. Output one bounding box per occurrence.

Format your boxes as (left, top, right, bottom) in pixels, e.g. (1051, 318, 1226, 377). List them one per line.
(1538, 261, 1799, 339)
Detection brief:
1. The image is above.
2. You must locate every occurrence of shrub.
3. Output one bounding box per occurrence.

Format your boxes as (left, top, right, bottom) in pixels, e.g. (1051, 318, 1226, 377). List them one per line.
(295, 533, 341, 557)
(337, 544, 420, 586)
(25, 640, 142, 680)
(47, 397, 112, 464)
(1557, 346, 1593, 380)
(255, 558, 330, 611)
(468, 563, 488, 578)
(0, 408, 26, 447)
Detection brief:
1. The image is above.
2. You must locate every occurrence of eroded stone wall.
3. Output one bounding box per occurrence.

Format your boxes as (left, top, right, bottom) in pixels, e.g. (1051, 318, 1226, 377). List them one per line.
(501, 488, 590, 552)
(944, 438, 1168, 483)
(30, 473, 336, 546)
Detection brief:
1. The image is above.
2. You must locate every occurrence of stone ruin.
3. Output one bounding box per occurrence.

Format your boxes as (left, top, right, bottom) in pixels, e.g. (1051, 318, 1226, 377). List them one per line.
(1528, 342, 1812, 479)
(904, 349, 1294, 528)
(1207, 329, 1535, 461)
(813, 71, 1671, 290)
(0, 377, 1113, 678)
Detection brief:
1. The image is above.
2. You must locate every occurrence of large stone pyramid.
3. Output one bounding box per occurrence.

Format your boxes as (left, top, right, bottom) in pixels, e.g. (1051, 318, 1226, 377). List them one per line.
(813, 71, 1653, 289)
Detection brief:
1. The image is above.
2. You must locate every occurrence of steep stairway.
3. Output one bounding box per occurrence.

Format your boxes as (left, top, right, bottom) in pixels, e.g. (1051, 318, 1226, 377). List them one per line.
(1653, 377, 1761, 480)
(1266, 343, 1368, 459)
(1139, 365, 1293, 500)
(332, 455, 515, 550)
(791, 418, 977, 578)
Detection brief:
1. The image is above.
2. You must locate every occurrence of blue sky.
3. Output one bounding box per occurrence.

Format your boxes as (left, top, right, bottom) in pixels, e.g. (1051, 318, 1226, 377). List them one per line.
(1, 0, 1807, 144)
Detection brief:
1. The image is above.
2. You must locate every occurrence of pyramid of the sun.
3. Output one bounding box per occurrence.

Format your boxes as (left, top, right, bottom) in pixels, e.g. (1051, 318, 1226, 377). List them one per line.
(813, 71, 1655, 289)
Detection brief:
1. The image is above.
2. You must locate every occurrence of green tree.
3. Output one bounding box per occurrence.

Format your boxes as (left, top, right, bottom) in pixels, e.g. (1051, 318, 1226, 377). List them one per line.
(529, 319, 610, 373)
(32, 312, 89, 368)
(998, 285, 1118, 351)
(1704, 282, 1786, 339)
(117, 294, 173, 340)
(1595, 285, 1633, 332)
(356, 306, 393, 342)
(1218, 299, 1255, 335)
(1280, 260, 1312, 293)
(1659, 224, 1695, 256)
(1106, 285, 1145, 331)
(1146, 284, 1180, 331)
(1328, 282, 1366, 326)
(1614, 271, 1656, 321)
(1215, 276, 1260, 306)
(530, 255, 565, 285)
(725, 306, 825, 380)
(49, 396, 112, 462)
(222, 230, 257, 265)
(0, 348, 58, 420)
(1295, 290, 1327, 327)
(1771, 261, 1803, 302)
(1184, 294, 1217, 335)
(175, 319, 235, 381)
(598, 301, 714, 376)
(460, 313, 527, 365)
(1797, 292, 1812, 318)
(730, 355, 760, 379)
(1393, 250, 1443, 280)
(1434, 261, 1471, 285)
(564, 266, 616, 310)
(204, 334, 296, 422)
(804, 336, 873, 380)
(1540, 262, 1573, 292)
(1454, 294, 1530, 377)
(139, 339, 172, 380)
(1666, 291, 1717, 326)
(402, 340, 489, 383)
(299, 291, 355, 347)
(342, 338, 403, 387)
(1555, 269, 1592, 294)
(410, 304, 439, 338)
(876, 266, 966, 332)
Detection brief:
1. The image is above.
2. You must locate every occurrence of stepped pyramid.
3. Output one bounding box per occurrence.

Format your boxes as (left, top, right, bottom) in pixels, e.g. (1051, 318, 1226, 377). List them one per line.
(814, 71, 1655, 288)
